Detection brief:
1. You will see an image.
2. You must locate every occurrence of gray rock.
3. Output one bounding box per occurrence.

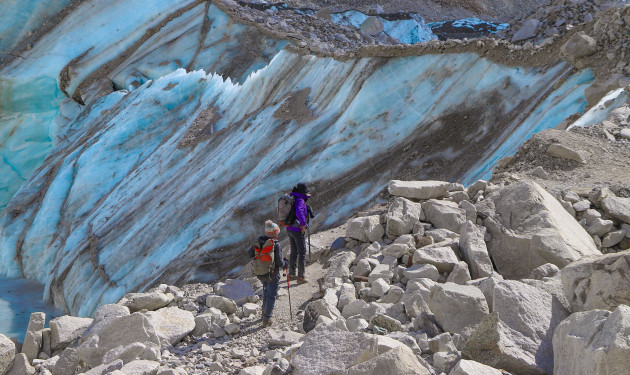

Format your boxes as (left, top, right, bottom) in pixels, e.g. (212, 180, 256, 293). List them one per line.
(386, 197, 423, 238)
(205, 295, 237, 314)
(450, 191, 470, 203)
(360, 16, 384, 36)
(370, 314, 403, 333)
(446, 261, 471, 285)
(464, 280, 569, 374)
(529, 263, 560, 280)
(601, 196, 630, 223)
(450, 359, 503, 375)
(561, 32, 597, 62)
(621, 128, 630, 140)
(387, 180, 449, 200)
(561, 251, 630, 311)
(368, 264, 394, 284)
(121, 292, 173, 312)
(145, 307, 195, 346)
(216, 279, 255, 304)
(119, 360, 160, 375)
(421, 200, 466, 233)
(239, 366, 266, 375)
(553, 305, 630, 375)
(83, 359, 123, 375)
(342, 299, 367, 319)
(546, 143, 586, 163)
(511, 19, 541, 42)
(412, 246, 459, 273)
(291, 330, 378, 375)
(302, 299, 342, 333)
(76, 313, 161, 368)
(458, 221, 493, 278)
(53, 348, 79, 375)
(428, 332, 457, 353)
(602, 230, 626, 247)
(102, 342, 159, 365)
(346, 216, 384, 243)
(483, 180, 598, 278)
(586, 218, 614, 236)
(572, 199, 591, 212)
(0, 335, 16, 375)
(403, 264, 439, 281)
(459, 200, 476, 222)
(428, 283, 489, 339)
(353, 258, 372, 277)
(50, 316, 93, 351)
(326, 251, 357, 284)
(7, 353, 35, 375)
(381, 243, 410, 259)
(341, 345, 430, 375)
(267, 330, 303, 347)
(425, 228, 458, 243)
(369, 278, 390, 298)
(22, 329, 41, 363)
(531, 166, 548, 179)
(433, 351, 460, 373)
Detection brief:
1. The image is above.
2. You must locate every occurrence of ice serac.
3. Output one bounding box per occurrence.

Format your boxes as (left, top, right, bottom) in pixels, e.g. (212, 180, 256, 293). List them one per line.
(0, 2, 597, 315)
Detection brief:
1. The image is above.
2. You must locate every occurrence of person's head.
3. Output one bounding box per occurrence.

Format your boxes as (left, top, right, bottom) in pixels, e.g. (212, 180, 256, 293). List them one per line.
(292, 183, 311, 198)
(265, 220, 280, 238)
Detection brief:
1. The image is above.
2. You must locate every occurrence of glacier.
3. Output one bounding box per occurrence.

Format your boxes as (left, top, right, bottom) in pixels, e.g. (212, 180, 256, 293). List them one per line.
(0, 0, 601, 317)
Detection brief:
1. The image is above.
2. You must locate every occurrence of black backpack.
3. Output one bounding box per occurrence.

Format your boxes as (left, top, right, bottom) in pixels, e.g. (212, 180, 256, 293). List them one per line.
(278, 194, 296, 226)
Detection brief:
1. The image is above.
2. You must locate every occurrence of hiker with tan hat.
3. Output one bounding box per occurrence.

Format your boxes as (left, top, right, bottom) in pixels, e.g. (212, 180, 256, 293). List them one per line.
(248, 220, 287, 326)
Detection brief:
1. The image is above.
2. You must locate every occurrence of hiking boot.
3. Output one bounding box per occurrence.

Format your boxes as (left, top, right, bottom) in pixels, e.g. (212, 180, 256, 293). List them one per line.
(262, 317, 273, 327)
(288, 274, 299, 281)
(297, 277, 308, 285)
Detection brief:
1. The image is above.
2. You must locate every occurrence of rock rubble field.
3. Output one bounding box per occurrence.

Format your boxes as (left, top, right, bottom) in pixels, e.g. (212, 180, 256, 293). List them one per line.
(2, 175, 630, 375)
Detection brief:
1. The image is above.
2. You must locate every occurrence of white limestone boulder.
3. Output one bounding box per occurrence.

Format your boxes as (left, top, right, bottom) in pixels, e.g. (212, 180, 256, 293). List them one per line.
(463, 279, 570, 375)
(601, 196, 630, 223)
(50, 316, 93, 351)
(0, 334, 15, 375)
(481, 180, 599, 278)
(458, 221, 493, 278)
(205, 295, 237, 314)
(346, 216, 384, 243)
(119, 359, 160, 375)
(421, 200, 466, 233)
(412, 246, 459, 273)
(387, 180, 449, 200)
(302, 299, 343, 333)
(428, 283, 488, 339)
(561, 250, 630, 312)
(291, 329, 378, 375)
(386, 197, 423, 238)
(144, 307, 195, 346)
(403, 264, 439, 281)
(553, 305, 630, 375)
(7, 353, 35, 375)
(449, 359, 502, 375)
(342, 345, 430, 375)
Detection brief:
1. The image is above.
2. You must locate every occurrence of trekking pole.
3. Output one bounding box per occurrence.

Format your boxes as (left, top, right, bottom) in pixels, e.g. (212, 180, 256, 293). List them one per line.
(283, 266, 293, 320)
(308, 228, 312, 263)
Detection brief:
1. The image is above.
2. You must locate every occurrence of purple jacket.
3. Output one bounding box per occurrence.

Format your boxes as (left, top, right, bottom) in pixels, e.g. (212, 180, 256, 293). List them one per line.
(287, 192, 308, 232)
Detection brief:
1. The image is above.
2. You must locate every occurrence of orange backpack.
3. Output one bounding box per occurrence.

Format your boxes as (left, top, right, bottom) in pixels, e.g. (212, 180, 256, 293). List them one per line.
(253, 238, 276, 276)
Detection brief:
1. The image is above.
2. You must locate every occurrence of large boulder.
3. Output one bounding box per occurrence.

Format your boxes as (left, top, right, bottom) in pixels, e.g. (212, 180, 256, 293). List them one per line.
(291, 329, 378, 375)
(560, 32, 597, 64)
(421, 200, 466, 233)
(463, 280, 569, 375)
(511, 19, 541, 42)
(481, 180, 598, 278)
(0, 334, 15, 375)
(387, 180, 449, 200)
(50, 316, 93, 351)
(346, 216, 384, 243)
(386, 197, 423, 238)
(119, 359, 160, 375)
(553, 305, 630, 375)
(144, 307, 195, 346)
(22, 312, 46, 362)
(428, 283, 489, 339)
(325, 251, 357, 284)
(342, 345, 430, 375)
(302, 299, 343, 333)
(601, 196, 630, 223)
(76, 312, 161, 368)
(458, 221, 493, 278)
(561, 251, 630, 311)
(205, 295, 237, 314)
(6, 353, 35, 375)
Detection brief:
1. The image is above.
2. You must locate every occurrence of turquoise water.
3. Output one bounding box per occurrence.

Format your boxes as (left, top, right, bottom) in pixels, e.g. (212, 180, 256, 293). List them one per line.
(0, 277, 62, 341)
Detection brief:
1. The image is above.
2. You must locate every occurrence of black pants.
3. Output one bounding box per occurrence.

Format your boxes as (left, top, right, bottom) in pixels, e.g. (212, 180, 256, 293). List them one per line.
(287, 229, 306, 278)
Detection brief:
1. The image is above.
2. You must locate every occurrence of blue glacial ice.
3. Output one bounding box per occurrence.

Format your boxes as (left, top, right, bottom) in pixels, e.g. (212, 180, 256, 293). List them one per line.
(0, 47, 593, 316)
(567, 87, 629, 130)
(0, 1, 285, 211)
(330, 11, 437, 44)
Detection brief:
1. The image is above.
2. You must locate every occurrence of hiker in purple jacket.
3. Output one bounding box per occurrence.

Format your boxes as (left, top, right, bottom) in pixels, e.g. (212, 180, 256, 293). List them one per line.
(286, 183, 310, 284)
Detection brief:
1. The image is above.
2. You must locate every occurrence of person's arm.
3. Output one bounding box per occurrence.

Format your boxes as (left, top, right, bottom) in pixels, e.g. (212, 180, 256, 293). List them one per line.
(274, 243, 284, 268)
(295, 199, 308, 230)
(247, 245, 255, 259)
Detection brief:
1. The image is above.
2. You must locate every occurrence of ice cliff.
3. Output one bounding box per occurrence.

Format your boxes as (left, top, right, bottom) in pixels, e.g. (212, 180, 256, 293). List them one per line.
(0, 0, 596, 315)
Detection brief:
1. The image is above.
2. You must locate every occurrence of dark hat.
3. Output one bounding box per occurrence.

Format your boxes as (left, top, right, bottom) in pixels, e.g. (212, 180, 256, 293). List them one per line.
(293, 183, 310, 195)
